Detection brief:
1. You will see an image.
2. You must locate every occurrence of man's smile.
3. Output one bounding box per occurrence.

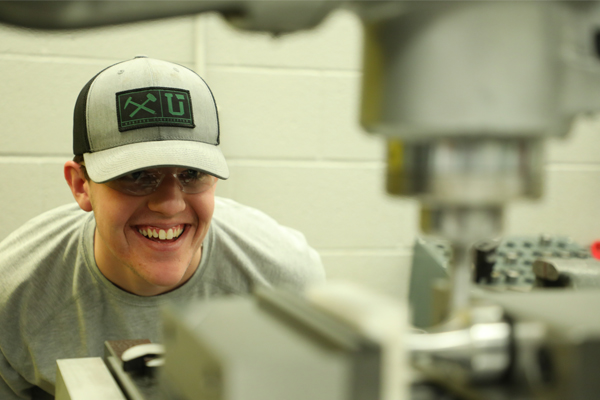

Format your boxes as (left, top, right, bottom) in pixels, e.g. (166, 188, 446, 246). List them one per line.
(136, 224, 186, 242)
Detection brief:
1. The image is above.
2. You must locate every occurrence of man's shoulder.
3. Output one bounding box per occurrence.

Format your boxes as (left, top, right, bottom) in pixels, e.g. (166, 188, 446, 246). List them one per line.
(209, 197, 325, 289)
(212, 197, 303, 243)
(1, 203, 89, 245)
(0, 204, 99, 392)
(0, 203, 92, 300)
(0, 203, 95, 340)
(213, 196, 276, 223)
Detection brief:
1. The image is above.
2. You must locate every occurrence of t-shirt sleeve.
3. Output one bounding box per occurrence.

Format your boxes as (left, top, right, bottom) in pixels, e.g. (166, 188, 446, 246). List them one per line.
(205, 197, 326, 293)
(0, 204, 90, 399)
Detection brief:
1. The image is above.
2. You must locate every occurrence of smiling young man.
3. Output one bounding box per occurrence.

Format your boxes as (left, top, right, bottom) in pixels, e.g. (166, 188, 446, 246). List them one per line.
(0, 57, 325, 399)
(66, 163, 216, 297)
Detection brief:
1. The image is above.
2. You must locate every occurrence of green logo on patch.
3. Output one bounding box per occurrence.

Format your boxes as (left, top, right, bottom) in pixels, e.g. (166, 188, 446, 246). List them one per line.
(116, 87, 194, 131)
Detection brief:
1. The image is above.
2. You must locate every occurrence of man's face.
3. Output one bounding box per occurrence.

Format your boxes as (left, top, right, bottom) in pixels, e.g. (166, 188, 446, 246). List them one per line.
(86, 168, 217, 296)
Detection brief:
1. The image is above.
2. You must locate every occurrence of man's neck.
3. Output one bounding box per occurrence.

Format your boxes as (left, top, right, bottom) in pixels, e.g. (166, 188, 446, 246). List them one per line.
(93, 229, 203, 297)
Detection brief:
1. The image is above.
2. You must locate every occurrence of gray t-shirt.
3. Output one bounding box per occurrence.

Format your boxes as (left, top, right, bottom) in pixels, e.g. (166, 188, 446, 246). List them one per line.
(0, 197, 325, 399)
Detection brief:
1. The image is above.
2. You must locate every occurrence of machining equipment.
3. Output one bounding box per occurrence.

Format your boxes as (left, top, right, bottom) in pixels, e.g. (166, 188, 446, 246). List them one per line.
(407, 235, 600, 400)
(53, 273, 600, 400)
(55, 284, 407, 400)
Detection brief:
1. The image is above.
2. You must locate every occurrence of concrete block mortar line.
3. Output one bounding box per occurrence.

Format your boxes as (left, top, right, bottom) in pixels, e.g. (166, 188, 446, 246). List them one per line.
(546, 162, 600, 172)
(225, 158, 385, 169)
(316, 247, 413, 257)
(0, 154, 71, 164)
(224, 159, 600, 172)
(0, 52, 127, 66)
(0, 52, 195, 66)
(207, 64, 362, 76)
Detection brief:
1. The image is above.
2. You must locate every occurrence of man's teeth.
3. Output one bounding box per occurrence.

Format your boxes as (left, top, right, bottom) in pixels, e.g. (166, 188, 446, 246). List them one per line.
(138, 226, 184, 240)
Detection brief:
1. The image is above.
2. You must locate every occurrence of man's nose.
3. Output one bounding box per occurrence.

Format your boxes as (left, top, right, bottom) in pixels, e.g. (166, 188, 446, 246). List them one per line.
(146, 174, 186, 215)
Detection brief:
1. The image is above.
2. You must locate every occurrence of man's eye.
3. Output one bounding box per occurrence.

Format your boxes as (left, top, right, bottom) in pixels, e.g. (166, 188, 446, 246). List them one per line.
(114, 172, 139, 183)
(121, 171, 159, 185)
(179, 169, 203, 181)
(130, 171, 142, 181)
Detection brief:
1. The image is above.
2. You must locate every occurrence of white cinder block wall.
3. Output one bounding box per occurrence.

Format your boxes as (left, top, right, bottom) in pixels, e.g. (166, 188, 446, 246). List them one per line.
(0, 10, 599, 301)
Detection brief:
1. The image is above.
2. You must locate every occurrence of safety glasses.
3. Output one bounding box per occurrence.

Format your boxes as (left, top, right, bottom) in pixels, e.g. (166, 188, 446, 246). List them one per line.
(81, 163, 217, 196)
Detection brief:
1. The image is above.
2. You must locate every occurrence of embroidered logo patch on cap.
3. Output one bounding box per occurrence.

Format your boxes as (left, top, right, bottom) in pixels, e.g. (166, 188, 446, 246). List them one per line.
(116, 87, 195, 132)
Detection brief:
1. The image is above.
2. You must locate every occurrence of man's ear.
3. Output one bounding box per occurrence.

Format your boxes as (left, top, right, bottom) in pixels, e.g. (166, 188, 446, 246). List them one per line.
(64, 161, 93, 212)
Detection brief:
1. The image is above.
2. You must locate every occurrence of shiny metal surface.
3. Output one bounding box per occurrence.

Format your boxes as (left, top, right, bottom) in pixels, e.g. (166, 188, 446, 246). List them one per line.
(387, 138, 543, 206)
(533, 258, 600, 289)
(0, 1, 335, 33)
(391, 136, 542, 316)
(366, 0, 579, 323)
(410, 322, 511, 384)
(360, 2, 570, 140)
(0, 1, 233, 29)
(420, 206, 502, 313)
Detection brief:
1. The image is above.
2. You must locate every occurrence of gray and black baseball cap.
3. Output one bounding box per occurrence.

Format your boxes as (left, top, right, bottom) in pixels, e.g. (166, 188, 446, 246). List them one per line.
(73, 56, 229, 183)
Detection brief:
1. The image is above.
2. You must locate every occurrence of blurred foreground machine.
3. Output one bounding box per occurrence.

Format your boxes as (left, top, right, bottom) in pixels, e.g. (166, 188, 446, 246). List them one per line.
(55, 284, 407, 400)
(408, 235, 600, 400)
(53, 270, 600, 400)
(5, 1, 600, 399)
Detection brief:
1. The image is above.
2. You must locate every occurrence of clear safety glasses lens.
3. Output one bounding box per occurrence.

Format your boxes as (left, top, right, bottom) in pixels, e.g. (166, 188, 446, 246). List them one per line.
(103, 168, 217, 196)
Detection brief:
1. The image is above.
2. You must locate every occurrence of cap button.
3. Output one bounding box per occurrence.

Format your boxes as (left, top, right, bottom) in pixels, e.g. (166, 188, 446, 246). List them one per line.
(134, 55, 148, 59)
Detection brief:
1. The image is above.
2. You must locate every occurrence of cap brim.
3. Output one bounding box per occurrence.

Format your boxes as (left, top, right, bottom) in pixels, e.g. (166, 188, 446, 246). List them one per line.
(83, 140, 229, 183)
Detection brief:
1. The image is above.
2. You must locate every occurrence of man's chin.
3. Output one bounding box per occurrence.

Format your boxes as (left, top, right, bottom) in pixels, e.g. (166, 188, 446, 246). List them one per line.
(147, 270, 190, 289)
(127, 261, 194, 295)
